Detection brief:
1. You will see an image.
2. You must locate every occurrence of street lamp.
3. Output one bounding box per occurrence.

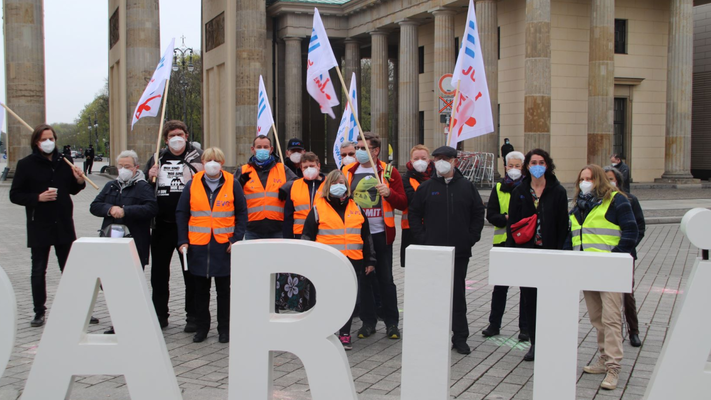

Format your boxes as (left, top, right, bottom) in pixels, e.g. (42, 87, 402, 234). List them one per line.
(172, 36, 195, 142)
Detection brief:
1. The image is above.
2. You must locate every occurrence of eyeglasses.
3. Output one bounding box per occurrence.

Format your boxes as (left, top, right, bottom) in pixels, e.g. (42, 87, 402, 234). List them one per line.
(342, 152, 356, 157)
(354, 146, 375, 151)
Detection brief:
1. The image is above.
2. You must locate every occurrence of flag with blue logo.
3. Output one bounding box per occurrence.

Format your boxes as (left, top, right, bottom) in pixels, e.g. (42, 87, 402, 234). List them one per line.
(131, 38, 175, 130)
(307, 8, 340, 119)
(256, 75, 274, 136)
(449, 0, 493, 147)
(333, 73, 358, 168)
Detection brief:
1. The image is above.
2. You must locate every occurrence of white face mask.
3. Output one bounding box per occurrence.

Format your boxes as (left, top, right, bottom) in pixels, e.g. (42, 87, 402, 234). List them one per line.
(610, 180, 617, 188)
(118, 167, 135, 182)
(303, 167, 319, 180)
(342, 156, 356, 166)
(412, 160, 428, 173)
(435, 159, 452, 176)
(39, 139, 55, 154)
(579, 180, 594, 195)
(204, 161, 222, 176)
(289, 152, 303, 164)
(168, 136, 186, 152)
(507, 168, 522, 180)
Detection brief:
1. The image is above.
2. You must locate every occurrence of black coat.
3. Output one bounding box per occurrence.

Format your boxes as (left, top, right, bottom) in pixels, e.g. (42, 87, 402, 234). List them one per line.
(89, 174, 159, 266)
(10, 149, 86, 248)
(486, 180, 518, 228)
(408, 170, 486, 259)
(505, 175, 569, 250)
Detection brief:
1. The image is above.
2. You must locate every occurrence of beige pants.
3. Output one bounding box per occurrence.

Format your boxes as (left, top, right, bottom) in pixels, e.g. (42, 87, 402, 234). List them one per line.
(583, 290, 624, 371)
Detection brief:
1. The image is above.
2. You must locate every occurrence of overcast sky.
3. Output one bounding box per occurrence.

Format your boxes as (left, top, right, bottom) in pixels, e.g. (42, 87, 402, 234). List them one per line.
(0, 0, 202, 129)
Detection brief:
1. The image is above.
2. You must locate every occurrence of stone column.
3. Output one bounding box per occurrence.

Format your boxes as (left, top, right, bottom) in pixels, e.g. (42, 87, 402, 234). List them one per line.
(398, 20, 419, 164)
(371, 31, 389, 161)
(660, 0, 696, 181)
(284, 37, 303, 140)
(4, 0, 46, 168)
(586, 0, 614, 166)
(235, 0, 266, 162)
(432, 8, 456, 149)
(475, 0, 499, 166)
(523, 0, 551, 152)
(344, 39, 362, 121)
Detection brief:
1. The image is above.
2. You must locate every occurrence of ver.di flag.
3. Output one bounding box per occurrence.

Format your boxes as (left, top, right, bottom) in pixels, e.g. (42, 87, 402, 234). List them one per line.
(131, 38, 175, 130)
(256, 75, 274, 136)
(333, 73, 358, 169)
(448, 0, 493, 148)
(306, 8, 340, 119)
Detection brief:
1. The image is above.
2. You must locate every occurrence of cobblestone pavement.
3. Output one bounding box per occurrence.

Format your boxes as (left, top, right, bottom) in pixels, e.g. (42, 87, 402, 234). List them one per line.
(0, 173, 704, 400)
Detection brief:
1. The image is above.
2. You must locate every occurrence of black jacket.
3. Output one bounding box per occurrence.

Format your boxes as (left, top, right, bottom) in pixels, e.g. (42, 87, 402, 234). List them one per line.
(505, 175, 569, 250)
(614, 162, 631, 193)
(89, 172, 159, 266)
(486, 180, 519, 228)
(284, 158, 304, 178)
(629, 193, 645, 259)
(408, 169, 485, 259)
(10, 149, 86, 247)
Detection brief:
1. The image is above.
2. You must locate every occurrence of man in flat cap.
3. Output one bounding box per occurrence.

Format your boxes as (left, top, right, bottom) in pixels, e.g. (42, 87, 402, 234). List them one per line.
(407, 146, 485, 355)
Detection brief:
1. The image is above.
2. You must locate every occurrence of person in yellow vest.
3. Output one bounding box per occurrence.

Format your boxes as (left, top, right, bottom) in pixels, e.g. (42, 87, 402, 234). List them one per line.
(235, 135, 297, 239)
(176, 147, 248, 344)
(301, 169, 376, 350)
(400, 144, 434, 268)
(567, 164, 638, 391)
(275, 152, 325, 312)
(482, 151, 529, 341)
(343, 132, 407, 340)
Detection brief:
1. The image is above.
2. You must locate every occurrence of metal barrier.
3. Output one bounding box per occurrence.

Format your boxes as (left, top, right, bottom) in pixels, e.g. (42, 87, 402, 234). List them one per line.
(457, 151, 495, 188)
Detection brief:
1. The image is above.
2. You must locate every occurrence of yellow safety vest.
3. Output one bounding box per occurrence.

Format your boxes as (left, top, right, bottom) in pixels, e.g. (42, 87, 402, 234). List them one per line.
(492, 182, 511, 245)
(570, 192, 622, 252)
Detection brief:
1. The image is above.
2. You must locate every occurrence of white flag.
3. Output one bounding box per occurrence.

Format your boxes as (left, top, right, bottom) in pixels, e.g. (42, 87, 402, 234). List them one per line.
(333, 73, 359, 169)
(131, 38, 176, 130)
(256, 76, 274, 137)
(449, 0, 493, 148)
(306, 8, 340, 119)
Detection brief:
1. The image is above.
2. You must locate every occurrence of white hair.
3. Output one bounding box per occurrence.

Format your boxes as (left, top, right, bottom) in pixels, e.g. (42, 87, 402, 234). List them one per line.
(116, 150, 139, 166)
(505, 151, 525, 164)
(340, 140, 356, 150)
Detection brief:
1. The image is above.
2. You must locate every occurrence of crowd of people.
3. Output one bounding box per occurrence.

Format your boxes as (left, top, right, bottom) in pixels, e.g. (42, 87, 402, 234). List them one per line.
(9, 121, 644, 391)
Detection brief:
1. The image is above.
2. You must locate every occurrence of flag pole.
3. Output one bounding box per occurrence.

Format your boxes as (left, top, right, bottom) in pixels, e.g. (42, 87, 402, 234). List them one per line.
(1, 102, 99, 189)
(152, 79, 172, 183)
(446, 81, 461, 148)
(270, 123, 285, 163)
(333, 66, 382, 184)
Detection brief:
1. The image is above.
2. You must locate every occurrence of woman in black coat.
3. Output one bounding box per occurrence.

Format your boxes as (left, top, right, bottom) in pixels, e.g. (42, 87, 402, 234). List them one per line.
(505, 149, 569, 361)
(90, 150, 159, 267)
(9, 124, 87, 327)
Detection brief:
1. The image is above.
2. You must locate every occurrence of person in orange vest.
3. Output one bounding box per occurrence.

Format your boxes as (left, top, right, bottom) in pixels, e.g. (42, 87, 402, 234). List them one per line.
(176, 147, 248, 344)
(301, 169, 376, 350)
(342, 132, 407, 340)
(400, 144, 434, 268)
(235, 135, 297, 239)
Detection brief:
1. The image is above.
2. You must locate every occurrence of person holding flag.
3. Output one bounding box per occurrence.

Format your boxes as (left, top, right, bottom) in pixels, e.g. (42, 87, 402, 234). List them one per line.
(334, 73, 359, 169)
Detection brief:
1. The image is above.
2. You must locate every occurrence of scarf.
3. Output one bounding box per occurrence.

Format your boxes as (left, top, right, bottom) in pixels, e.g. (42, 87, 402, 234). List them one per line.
(250, 155, 276, 169)
(405, 161, 434, 182)
(576, 192, 600, 213)
(502, 174, 525, 189)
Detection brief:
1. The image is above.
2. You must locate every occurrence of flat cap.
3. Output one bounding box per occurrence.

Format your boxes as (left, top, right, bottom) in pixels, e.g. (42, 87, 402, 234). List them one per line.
(431, 146, 458, 159)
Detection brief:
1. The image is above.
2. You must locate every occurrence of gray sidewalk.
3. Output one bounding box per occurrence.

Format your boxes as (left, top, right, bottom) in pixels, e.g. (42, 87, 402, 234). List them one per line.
(0, 173, 704, 400)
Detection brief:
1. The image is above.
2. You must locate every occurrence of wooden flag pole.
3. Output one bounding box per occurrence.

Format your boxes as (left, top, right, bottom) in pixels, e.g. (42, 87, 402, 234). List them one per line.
(151, 79, 172, 183)
(446, 81, 462, 148)
(270, 123, 285, 163)
(333, 65, 382, 184)
(1, 102, 99, 189)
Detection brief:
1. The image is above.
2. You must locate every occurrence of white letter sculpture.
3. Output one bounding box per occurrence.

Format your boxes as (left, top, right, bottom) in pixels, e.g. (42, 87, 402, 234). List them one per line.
(22, 238, 182, 400)
(644, 208, 711, 399)
(401, 245, 455, 400)
(0, 264, 16, 378)
(229, 240, 358, 400)
(489, 247, 632, 400)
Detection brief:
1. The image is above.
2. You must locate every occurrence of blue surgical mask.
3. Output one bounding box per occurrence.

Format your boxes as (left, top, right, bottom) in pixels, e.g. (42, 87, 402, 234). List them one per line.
(329, 183, 347, 198)
(529, 165, 546, 179)
(355, 149, 371, 164)
(255, 149, 271, 162)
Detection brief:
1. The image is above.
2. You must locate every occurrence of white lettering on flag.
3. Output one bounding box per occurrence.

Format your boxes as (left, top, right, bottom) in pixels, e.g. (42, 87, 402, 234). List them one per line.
(449, 0, 493, 148)
(257, 75, 274, 137)
(306, 8, 340, 119)
(131, 38, 176, 130)
(333, 73, 358, 168)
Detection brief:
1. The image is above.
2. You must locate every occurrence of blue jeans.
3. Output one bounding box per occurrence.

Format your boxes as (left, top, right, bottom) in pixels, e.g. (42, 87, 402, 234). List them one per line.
(244, 230, 284, 240)
(359, 232, 399, 328)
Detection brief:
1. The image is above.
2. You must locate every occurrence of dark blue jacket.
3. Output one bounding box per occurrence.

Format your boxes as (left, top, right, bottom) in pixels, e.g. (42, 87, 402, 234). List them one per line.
(176, 173, 248, 277)
(565, 192, 638, 255)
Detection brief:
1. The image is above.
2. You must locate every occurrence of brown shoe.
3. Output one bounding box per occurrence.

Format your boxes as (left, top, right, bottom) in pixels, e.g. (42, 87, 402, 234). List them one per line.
(583, 356, 607, 374)
(600, 368, 619, 390)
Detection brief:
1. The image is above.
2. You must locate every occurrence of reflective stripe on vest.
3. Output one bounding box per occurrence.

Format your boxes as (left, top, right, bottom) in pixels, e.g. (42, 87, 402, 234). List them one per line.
(402, 177, 421, 229)
(314, 197, 365, 260)
(188, 171, 236, 245)
(345, 160, 396, 229)
(570, 192, 622, 253)
(291, 178, 322, 235)
(493, 182, 511, 245)
(241, 163, 287, 222)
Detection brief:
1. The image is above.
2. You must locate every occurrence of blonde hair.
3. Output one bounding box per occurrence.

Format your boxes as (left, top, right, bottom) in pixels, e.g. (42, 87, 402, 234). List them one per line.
(409, 144, 431, 159)
(574, 164, 620, 202)
(321, 169, 350, 200)
(201, 147, 226, 163)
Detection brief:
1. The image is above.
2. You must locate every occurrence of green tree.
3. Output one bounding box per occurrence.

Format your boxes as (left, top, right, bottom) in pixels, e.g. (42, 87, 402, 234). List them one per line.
(165, 52, 202, 143)
(75, 80, 110, 155)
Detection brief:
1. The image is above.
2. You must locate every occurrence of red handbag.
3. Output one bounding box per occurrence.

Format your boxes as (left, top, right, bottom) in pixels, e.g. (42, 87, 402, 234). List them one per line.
(510, 214, 538, 244)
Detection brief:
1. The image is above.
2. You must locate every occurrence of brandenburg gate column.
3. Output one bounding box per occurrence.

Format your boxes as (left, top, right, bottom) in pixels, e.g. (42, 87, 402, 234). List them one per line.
(431, 8, 456, 149)
(344, 39, 362, 121)
(398, 20, 420, 164)
(284, 37, 303, 140)
(523, 0, 551, 152)
(371, 30, 389, 161)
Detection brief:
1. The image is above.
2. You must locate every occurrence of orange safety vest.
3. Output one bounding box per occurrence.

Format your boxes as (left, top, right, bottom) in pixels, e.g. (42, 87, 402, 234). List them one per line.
(241, 163, 287, 222)
(291, 178, 323, 235)
(344, 160, 395, 229)
(314, 197, 365, 260)
(401, 177, 421, 229)
(188, 171, 236, 245)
